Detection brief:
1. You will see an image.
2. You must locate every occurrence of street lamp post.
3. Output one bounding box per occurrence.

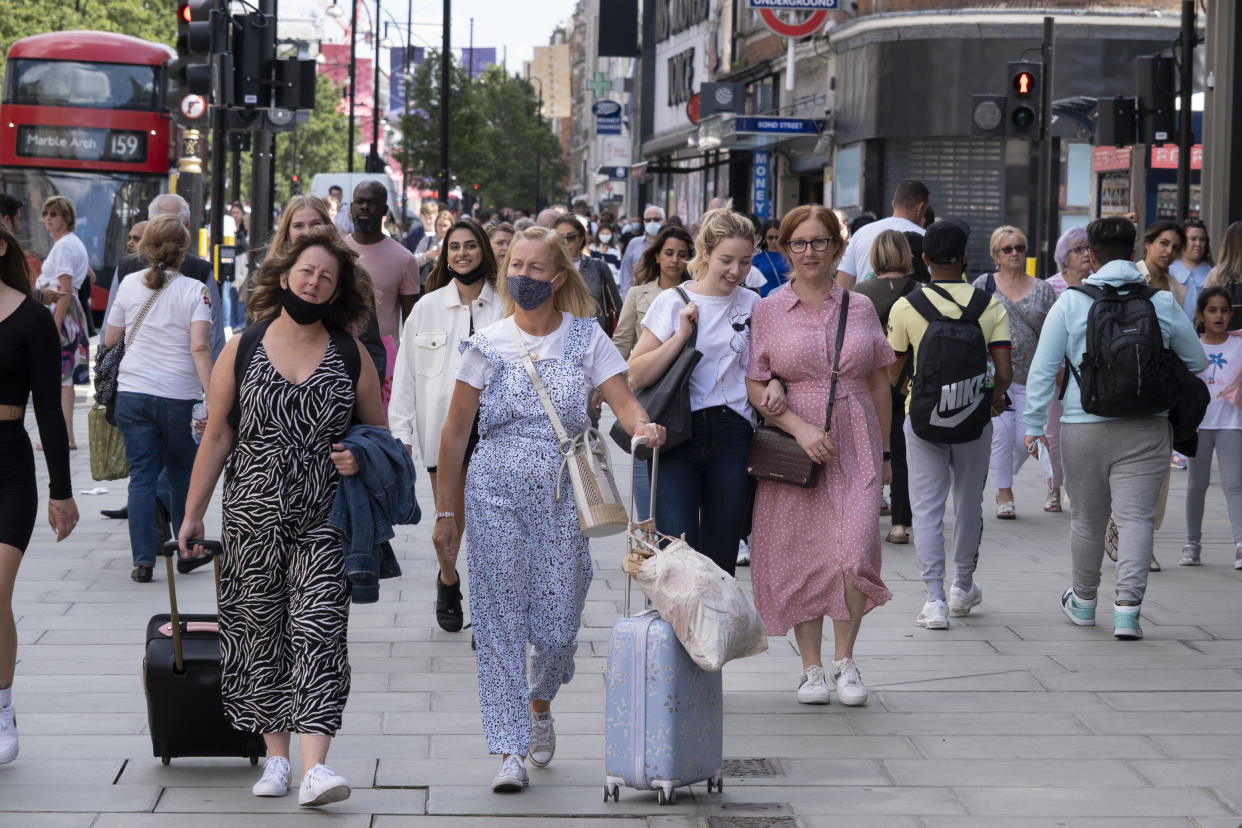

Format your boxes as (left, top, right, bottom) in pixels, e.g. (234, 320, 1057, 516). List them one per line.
(439, 0, 451, 205)
(529, 75, 543, 213)
(367, 0, 384, 172)
(349, 0, 358, 172)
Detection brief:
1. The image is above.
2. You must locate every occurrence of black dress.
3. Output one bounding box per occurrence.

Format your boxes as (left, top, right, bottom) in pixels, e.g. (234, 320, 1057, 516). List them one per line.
(0, 297, 71, 551)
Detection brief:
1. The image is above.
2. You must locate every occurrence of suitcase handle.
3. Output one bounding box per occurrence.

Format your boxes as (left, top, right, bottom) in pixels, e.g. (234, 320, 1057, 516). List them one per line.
(625, 436, 659, 618)
(159, 540, 224, 673)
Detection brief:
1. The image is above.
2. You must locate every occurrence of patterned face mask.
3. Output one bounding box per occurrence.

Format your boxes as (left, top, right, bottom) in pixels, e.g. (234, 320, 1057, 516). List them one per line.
(506, 274, 556, 311)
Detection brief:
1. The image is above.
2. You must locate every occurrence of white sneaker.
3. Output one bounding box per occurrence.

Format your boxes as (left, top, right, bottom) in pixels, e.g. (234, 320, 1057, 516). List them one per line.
(528, 712, 555, 768)
(298, 763, 351, 807)
(491, 754, 529, 792)
(796, 665, 831, 705)
(916, 599, 950, 629)
(252, 755, 291, 797)
(0, 705, 17, 765)
(736, 539, 751, 566)
(948, 582, 983, 617)
(830, 658, 868, 706)
(1235, 545, 1242, 571)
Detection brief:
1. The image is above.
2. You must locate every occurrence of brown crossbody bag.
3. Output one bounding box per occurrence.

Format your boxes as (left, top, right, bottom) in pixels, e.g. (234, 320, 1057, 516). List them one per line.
(745, 291, 849, 488)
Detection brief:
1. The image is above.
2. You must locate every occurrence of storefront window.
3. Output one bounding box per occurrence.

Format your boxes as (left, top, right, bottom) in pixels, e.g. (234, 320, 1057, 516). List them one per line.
(835, 144, 861, 209)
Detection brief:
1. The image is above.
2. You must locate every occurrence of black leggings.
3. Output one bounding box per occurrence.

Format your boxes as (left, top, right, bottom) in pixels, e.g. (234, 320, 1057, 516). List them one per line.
(0, 422, 38, 551)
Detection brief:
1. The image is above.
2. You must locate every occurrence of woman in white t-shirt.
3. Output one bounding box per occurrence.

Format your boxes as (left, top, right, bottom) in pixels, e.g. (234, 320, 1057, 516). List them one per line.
(431, 226, 665, 792)
(104, 215, 213, 583)
(1182, 286, 1242, 569)
(628, 204, 781, 576)
(34, 196, 92, 448)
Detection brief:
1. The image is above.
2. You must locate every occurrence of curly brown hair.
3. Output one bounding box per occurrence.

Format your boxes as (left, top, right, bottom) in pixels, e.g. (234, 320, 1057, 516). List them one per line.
(247, 229, 374, 332)
(138, 214, 191, 289)
(426, 220, 498, 294)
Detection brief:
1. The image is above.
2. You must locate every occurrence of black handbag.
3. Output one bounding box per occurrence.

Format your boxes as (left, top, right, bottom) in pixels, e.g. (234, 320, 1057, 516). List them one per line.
(746, 291, 850, 487)
(610, 286, 701, 460)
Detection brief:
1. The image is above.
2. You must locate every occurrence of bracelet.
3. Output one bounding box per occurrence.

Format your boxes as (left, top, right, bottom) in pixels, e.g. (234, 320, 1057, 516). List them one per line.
(882, 451, 892, 461)
(435, 511, 456, 520)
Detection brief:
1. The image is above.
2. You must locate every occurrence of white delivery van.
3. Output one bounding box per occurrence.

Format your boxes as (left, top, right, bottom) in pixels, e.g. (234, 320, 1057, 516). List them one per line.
(310, 173, 404, 227)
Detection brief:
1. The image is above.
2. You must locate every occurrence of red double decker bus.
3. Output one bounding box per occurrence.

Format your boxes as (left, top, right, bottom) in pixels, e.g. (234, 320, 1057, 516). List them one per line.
(0, 31, 175, 317)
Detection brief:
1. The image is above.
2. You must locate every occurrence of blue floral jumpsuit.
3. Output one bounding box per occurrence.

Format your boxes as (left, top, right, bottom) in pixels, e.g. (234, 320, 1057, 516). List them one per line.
(461, 317, 596, 756)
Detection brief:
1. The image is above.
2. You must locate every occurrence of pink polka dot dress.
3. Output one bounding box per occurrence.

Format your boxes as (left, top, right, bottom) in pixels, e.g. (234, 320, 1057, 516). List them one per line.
(746, 283, 894, 634)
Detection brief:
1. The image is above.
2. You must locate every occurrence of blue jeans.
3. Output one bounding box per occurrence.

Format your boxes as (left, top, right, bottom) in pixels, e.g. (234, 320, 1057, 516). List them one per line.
(222, 282, 246, 330)
(652, 406, 754, 576)
(114, 392, 199, 567)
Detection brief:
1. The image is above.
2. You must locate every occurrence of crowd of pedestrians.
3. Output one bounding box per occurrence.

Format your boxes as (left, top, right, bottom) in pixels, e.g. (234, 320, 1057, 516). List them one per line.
(1, 178, 1240, 807)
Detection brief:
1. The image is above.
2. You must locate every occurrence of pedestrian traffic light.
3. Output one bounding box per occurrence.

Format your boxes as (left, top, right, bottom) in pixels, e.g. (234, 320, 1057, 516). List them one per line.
(1135, 54, 1175, 144)
(1005, 61, 1041, 138)
(970, 94, 1007, 139)
(232, 14, 275, 108)
(1095, 96, 1137, 147)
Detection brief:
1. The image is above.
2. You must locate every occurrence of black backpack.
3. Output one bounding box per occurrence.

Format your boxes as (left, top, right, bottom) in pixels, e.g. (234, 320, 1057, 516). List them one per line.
(1063, 283, 1181, 418)
(227, 320, 362, 431)
(906, 284, 993, 444)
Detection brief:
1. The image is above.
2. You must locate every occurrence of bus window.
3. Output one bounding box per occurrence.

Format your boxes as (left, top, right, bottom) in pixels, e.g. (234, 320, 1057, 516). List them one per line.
(5, 59, 160, 111)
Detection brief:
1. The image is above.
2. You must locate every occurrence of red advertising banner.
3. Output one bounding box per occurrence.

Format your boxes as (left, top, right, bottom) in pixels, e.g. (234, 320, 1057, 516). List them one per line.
(1092, 146, 1131, 171)
(1150, 144, 1203, 170)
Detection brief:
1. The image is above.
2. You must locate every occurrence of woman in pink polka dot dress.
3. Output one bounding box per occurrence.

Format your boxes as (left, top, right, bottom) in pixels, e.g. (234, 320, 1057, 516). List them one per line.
(745, 205, 894, 708)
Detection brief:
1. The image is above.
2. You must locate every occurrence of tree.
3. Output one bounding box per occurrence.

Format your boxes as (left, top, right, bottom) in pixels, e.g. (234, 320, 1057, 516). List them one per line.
(396, 53, 567, 212)
(0, 0, 175, 81)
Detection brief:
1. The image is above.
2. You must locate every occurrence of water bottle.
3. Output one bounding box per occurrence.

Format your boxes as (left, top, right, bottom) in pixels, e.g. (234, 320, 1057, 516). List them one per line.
(191, 402, 208, 445)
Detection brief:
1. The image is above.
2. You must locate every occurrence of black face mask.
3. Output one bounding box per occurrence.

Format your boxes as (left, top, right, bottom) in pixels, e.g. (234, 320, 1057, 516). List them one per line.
(454, 262, 488, 285)
(281, 287, 333, 326)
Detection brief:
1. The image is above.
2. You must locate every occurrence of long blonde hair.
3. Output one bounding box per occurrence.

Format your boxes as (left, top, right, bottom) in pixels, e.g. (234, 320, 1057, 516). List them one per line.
(496, 226, 597, 318)
(687, 202, 756, 281)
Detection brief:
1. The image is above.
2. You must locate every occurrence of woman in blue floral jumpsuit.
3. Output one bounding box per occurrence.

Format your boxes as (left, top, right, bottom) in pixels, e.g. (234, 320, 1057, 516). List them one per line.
(432, 226, 666, 793)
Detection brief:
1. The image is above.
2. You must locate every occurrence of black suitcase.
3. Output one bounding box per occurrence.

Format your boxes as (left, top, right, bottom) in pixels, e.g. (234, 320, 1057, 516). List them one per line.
(143, 540, 265, 766)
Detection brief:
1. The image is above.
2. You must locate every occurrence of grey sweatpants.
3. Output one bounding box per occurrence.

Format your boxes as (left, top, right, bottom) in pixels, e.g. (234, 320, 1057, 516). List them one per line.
(1186, 428, 1242, 546)
(904, 419, 992, 602)
(1060, 418, 1171, 604)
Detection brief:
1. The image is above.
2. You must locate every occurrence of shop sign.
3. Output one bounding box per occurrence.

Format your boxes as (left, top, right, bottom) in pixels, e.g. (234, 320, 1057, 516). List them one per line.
(734, 117, 821, 135)
(1150, 144, 1202, 170)
(753, 149, 772, 221)
(1091, 146, 1131, 172)
(593, 100, 623, 135)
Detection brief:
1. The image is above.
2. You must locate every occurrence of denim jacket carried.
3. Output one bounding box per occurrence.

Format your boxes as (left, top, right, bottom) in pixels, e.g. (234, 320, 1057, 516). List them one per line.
(328, 424, 420, 603)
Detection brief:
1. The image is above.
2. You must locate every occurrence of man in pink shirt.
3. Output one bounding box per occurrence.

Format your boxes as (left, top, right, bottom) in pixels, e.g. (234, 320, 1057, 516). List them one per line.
(346, 181, 420, 342)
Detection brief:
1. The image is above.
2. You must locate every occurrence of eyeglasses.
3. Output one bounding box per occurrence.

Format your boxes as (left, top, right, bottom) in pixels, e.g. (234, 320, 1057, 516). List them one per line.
(1000, 244, 1027, 255)
(786, 237, 832, 253)
(1069, 245, 1089, 255)
(561, 233, 581, 243)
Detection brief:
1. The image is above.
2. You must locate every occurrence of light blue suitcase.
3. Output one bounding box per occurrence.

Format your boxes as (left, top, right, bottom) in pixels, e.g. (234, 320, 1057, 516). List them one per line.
(603, 440, 724, 805)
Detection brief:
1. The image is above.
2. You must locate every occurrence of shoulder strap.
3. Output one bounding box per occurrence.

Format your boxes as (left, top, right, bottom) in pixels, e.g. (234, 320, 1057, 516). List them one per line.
(824, 292, 849, 433)
(1069, 283, 1103, 301)
(672, 285, 698, 347)
(507, 317, 572, 448)
(985, 273, 996, 295)
(906, 287, 944, 323)
(227, 320, 272, 430)
(960, 288, 991, 323)
(327, 325, 362, 386)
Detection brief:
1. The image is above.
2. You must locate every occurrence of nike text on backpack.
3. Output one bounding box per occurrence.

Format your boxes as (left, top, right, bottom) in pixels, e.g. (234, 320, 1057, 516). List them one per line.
(1061, 283, 1182, 418)
(905, 284, 993, 444)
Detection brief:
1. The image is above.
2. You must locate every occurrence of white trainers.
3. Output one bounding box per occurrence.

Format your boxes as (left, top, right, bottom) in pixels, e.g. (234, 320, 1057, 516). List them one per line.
(491, 754, 529, 792)
(948, 582, 983, 617)
(736, 539, 751, 567)
(298, 763, 351, 807)
(528, 712, 555, 768)
(916, 599, 950, 629)
(0, 705, 17, 765)
(796, 665, 831, 705)
(1235, 545, 1242, 571)
(252, 755, 291, 797)
(829, 658, 868, 706)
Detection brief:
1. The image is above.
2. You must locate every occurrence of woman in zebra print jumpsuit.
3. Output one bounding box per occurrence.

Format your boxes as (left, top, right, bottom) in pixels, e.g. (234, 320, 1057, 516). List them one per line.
(179, 231, 386, 806)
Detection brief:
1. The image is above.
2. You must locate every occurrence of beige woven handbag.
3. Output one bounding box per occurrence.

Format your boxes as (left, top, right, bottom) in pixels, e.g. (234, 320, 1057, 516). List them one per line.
(508, 317, 628, 537)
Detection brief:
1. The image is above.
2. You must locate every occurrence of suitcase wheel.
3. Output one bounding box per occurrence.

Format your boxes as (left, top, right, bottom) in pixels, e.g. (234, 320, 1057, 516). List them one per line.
(603, 783, 620, 802)
(250, 754, 259, 766)
(161, 755, 170, 766)
(706, 774, 723, 793)
(656, 784, 676, 805)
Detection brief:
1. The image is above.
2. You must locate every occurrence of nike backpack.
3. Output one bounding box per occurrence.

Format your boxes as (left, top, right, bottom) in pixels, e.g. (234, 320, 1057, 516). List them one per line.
(905, 284, 993, 444)
(1064, 283, 1180, 418)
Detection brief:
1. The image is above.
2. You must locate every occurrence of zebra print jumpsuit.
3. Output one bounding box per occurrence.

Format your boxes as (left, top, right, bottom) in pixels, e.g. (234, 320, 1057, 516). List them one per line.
(219, 339, 354, 735)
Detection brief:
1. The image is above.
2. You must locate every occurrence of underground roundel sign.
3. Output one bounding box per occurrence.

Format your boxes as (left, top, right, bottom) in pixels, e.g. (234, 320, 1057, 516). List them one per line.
(759, 8, 829, 38)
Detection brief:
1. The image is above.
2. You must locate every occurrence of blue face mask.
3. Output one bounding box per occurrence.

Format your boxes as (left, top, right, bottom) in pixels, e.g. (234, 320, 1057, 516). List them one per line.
(631, 221, 642, 233)
(506, 274, 556, 311)
(645, 220, 663, 237)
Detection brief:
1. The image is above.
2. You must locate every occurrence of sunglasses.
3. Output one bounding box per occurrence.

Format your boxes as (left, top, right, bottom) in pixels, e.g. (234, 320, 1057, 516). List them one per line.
(1000, 245, 1027, 255)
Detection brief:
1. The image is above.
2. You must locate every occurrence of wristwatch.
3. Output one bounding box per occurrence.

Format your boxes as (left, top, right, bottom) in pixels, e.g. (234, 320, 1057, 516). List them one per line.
(435, 511, 456, 520)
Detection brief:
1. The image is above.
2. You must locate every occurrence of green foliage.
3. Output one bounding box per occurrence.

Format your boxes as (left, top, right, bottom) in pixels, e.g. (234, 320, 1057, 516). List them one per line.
(395, 52, 567, 212)
(0, 0, 176, 80)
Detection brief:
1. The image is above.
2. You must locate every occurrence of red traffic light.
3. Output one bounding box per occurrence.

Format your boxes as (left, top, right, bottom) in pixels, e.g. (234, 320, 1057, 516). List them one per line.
(179, 3, 191, 22)
(1013, 71, 1034, 97)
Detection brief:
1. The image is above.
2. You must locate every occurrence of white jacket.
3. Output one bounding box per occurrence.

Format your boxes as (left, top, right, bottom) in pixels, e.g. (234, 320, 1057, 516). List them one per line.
(389, 279, 504, 467)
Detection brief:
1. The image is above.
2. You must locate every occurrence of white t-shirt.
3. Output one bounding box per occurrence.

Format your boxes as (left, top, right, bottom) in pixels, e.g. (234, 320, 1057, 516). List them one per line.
(38, 233, 90, 291)
(839, 216, 925, 282)
(641, 284, 759, 424)
(107, 271, 213, 400)
(457, 312, 629, 390)
(1199, 335, 1242, 430)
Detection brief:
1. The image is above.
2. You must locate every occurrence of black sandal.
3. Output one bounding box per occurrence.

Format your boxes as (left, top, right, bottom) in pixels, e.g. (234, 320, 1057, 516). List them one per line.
(435, 571, 464, 632)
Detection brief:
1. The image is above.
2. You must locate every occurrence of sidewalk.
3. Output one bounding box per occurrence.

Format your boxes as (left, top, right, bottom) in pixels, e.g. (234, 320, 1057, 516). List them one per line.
(4, 393, 1241, 827)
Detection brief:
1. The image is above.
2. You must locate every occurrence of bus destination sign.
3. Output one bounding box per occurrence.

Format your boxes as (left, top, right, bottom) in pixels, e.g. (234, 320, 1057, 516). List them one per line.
(16, 125, 147, 164)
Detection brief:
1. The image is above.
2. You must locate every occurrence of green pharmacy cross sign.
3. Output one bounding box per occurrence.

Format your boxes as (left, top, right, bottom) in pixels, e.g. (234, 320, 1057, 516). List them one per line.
(587, 71, 612, 99)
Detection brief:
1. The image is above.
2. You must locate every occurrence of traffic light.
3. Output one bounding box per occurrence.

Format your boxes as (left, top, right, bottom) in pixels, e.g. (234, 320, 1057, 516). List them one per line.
(233, 14, 274, 108)
(290, 174, 302, 195)
(170, 0, 226, 99)
(970, 94, 1007, 138)
(1136, 54, 1175, 144)
(1005, 61, 1041, 138)
(1095, 96, 1137, 147)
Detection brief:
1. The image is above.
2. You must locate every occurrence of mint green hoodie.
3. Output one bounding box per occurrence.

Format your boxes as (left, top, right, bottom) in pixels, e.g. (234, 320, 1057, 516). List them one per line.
(1024, 258, 1206, 435)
